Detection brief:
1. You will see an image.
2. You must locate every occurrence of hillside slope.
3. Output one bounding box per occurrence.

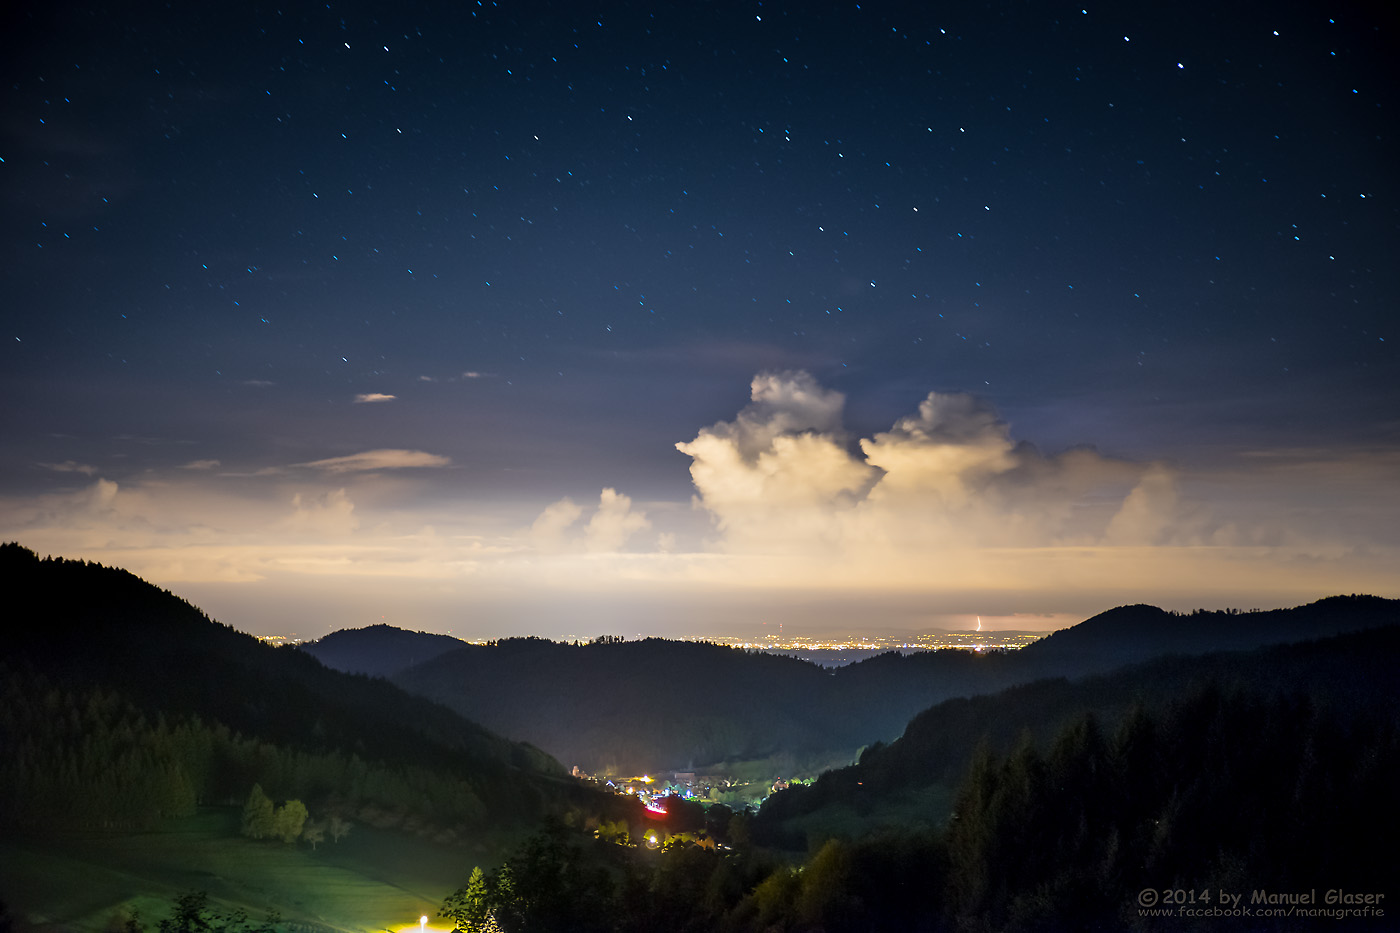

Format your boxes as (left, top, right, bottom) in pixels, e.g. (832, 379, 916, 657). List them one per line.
(0, 543, 626, 836)
(1013, 595, 1398, 675)
(303, 623, 469, 679)
(302, 595, 1398, 774)
(755, 622, 1400, 844)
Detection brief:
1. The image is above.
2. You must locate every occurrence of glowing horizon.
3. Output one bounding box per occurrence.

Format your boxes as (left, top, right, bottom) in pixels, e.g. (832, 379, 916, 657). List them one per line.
(3, 372, 1394, 641)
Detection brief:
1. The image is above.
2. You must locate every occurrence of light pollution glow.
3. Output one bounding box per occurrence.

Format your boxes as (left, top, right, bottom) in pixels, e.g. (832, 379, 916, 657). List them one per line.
(3, 372, 1396, 639)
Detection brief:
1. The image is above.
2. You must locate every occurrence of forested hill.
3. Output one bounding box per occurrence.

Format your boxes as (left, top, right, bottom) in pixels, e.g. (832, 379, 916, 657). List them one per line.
(306, 595, 1398, 775)
(1012, 595, 1399, 676)
(302, 623, 468, 678)
(755, 621, 1400, 846)
(401, 637, 843, 775)
(0, 543, 625, 835)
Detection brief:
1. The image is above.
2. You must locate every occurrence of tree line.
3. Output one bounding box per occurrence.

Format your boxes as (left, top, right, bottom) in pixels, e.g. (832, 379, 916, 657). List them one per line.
(437, 681, 1398, 932)
(0, 661, 498, 836)
(0, 544, 633, 840)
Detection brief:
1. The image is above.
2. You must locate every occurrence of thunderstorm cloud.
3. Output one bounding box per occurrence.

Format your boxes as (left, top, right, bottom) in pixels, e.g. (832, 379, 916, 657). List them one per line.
(677, 371, 1181, 554)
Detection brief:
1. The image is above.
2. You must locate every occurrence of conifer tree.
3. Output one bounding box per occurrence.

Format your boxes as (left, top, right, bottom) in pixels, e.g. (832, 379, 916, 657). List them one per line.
(441, 866, 495, 933)
(240, 784, 275, 839)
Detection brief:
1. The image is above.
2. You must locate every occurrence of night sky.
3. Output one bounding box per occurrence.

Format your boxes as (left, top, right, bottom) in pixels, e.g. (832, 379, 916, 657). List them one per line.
(2, 1, 1396, 638)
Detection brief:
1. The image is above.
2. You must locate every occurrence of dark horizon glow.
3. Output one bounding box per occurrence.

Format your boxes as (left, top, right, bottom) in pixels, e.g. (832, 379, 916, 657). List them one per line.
(1, 3, 1395, 638)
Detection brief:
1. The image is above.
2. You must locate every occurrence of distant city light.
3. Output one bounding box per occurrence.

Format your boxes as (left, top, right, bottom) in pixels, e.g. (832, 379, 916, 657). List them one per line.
(665, 629, 1044, 663)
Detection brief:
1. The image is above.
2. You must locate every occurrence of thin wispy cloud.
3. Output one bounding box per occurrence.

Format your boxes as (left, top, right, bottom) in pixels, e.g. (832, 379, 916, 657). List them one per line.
(180, 459, 221, 471)
(353, 393, 397, 404)
(293, 449, 451, 473)
(39, 461, 98, 476)
(113, 435, 196, 446)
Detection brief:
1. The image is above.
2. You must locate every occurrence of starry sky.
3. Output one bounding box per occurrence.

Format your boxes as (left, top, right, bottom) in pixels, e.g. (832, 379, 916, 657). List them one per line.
(2, 1, 1396, 639)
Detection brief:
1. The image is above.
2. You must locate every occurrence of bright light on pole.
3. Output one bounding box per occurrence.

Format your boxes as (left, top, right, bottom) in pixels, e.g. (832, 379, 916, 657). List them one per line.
(420, 916, 427, 933)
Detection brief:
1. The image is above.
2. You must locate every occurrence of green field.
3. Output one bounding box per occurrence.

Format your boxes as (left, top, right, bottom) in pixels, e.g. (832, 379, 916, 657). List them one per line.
(0, 809, 521, 933)
(774, 783, 956, 846)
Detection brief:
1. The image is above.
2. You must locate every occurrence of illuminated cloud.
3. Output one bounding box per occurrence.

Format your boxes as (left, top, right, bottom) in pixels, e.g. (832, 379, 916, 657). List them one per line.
(584, 488, 651, 553)
(283, 489, 358, 537)
(675, 371, 876, 547)
(0, 371, 1394, 639)
(531, 497, 583, 551)
(293, 449, 450, 473)
(85, 478, 120, 513)
(860, 392, 1018, 508)
(353, 392, 397, 404)
(700, 369, 848, 459)
(677, 371, 1174, 554)
(1104, 465, 1182, 545)
(529, 489, 651, 553)
(855, 392, 1162, 549)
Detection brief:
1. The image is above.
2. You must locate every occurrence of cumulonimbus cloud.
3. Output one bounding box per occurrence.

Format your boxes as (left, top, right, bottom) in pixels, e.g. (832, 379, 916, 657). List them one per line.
(674, 372, 877, 547)
(294, 449, 451, 473)
(676, 370, 1182, 554)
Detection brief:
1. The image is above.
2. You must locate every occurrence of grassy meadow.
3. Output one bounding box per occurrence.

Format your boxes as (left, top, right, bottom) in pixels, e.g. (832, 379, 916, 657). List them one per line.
(0, 809, 519, 933)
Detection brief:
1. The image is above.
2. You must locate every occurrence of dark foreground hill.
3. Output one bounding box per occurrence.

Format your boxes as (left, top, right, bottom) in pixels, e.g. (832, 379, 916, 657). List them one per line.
(0, 543, 627, 839)
(756, 622, 1400, 845)
(304, 595, 1398, 775)
(1010, 596, 1399, 675)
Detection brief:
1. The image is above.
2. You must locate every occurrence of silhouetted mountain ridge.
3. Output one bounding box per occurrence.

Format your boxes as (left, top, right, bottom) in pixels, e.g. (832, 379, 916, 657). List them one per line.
(755, 621, 1400, 845)
(304, 594, 1397, 774)
(1016, 595, 1395, 674)
(303, 622, 468, 678)
(0, 543, 631, 836)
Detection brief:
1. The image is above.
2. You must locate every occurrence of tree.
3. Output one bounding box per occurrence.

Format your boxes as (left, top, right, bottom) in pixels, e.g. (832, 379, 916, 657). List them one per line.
(726, 810, 752, 849)
(443, 824, 613, 933)
(272, 799, 307, 843)
(795, 838, 864, 930)
(302, 818, 325, 851)
(157, 891, 214, 933)
(151, 891, 280, 933)
(328, 814, 352, 843)
(441, 867, 496, 933)
(240, 785, 275, 840)
(594, 818, 629, 845)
